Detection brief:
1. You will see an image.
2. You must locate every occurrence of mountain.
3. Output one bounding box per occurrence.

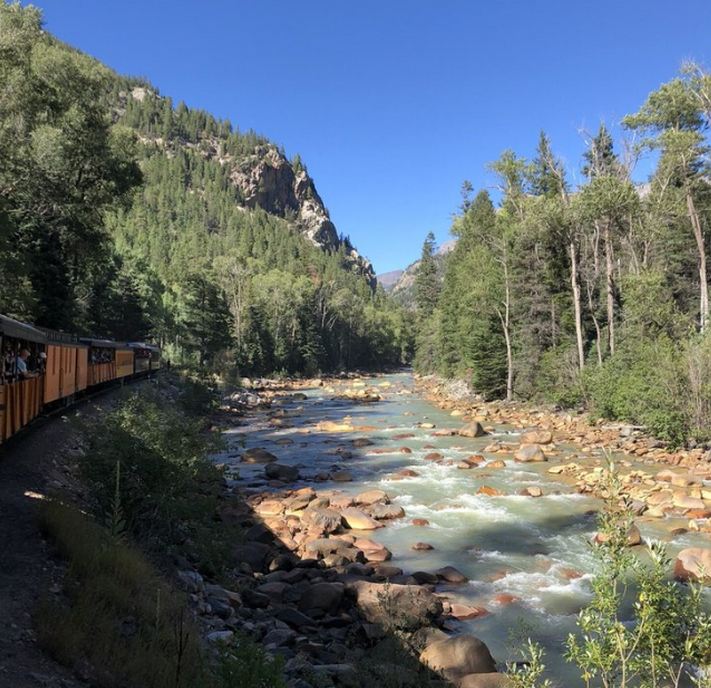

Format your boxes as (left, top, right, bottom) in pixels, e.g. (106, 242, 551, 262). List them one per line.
(376, 269, 404, 291)
(114, 85, 375, 287)
(388, 239, 456, 307)
(0, 2, 411, 374)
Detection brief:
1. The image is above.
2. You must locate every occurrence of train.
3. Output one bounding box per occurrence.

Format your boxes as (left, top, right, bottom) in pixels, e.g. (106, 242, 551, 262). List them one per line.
(0, 314, 161, 445)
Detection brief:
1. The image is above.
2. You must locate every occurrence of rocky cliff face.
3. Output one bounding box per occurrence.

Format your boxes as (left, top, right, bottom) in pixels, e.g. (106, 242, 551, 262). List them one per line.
(230, 145, 375, 287)
(123, 87, 376, 287)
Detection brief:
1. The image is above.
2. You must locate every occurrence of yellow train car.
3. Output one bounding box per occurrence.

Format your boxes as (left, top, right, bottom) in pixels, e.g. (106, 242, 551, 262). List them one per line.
(1, 313, 162, 447)
(40, 328, 89, 404)
(82, 339, 134, 384)
(0, 315, 47, 444)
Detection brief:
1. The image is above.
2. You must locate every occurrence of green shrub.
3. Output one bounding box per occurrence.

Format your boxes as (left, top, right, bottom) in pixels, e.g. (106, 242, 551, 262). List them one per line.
(534, 342, 586, 408)
(77, 386, 237, 574)
(565, 459, 711, 688)
(216, 637, 285, 688)
(584, 336, 688, 446)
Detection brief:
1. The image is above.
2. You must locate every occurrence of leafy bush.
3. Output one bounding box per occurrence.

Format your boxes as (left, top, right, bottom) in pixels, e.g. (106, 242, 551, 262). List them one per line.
(77, 385, 236, 574)
(534, 342, 586, 408)
(216, 637, 285, 688)
(565, 459, 711, 688)
(584, 336, 688, 446)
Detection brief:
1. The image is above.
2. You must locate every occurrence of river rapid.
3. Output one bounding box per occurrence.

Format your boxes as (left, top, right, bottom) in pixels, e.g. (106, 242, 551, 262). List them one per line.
(215, 371, 710, 687)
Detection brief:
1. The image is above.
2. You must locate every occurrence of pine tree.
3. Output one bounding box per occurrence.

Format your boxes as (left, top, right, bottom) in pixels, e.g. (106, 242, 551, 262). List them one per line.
(178, 275, 232, 367)
(415, 232, 440, 314)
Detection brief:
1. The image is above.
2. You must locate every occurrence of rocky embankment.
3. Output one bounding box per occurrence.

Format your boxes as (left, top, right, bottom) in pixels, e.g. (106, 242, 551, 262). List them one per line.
(176, 377, 513, 688)
(416, 375, 711, 579)
(174, 374, 711, 688)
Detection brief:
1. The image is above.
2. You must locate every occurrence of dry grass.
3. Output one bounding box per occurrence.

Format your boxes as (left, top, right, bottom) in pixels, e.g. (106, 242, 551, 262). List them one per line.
(36, 499, 208, 688)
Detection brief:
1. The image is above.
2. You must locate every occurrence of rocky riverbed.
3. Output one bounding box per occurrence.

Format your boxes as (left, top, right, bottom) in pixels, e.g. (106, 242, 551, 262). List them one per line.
(184, 372, 711, 688)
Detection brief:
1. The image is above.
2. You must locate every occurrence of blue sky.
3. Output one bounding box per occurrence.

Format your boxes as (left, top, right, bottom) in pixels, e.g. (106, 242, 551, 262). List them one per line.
(35, 0, 711, 273)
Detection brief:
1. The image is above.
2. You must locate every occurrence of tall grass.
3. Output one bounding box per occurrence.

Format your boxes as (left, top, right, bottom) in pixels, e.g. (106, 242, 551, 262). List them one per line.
(36, 500, 207, 688)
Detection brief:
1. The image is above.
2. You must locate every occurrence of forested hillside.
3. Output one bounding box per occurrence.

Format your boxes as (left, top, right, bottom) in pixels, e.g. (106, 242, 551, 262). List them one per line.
(0, 2, 411, 374)
(414, 69, 711, 445)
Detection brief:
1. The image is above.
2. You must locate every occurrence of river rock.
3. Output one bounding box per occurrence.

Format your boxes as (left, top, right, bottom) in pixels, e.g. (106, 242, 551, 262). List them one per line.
(594, 523, 642, 547)
(233, 542, 272, 572)
(331, 470, 353, 482)
(298, 582, 344, 615)
(265, 463, 300, 481)
(254, 499, 284, 516)
(354, 489, 389, 505)
(412, 542, 434, 551)
(303, 538, 350, 559)
(349, 580, 443, 630)
(521, 486, 543, 497)
(435, 566, 468, 584)
(673, 494, 706, 511)
(412, 518, 430, 526)
(458, 422, 488, 438)
(356, 537, 392, 560)
(420, 635, 496, 681)
(341, 507, 382, 530)
(367, 503, 405, 520)
(478, 485, 502, 497)
(514, 444, 547, 463)
(317, 420, 355, 432)
(301, 507, 343, 534)
(674, 547, 711, 582)
(521, 429, 553, 445)
(242, 447, 278, 464)
(449, 603, 487, 620)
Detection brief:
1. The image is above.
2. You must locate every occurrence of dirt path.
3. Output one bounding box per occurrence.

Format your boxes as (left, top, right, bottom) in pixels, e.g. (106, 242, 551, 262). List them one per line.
(0, 386, 142, 688)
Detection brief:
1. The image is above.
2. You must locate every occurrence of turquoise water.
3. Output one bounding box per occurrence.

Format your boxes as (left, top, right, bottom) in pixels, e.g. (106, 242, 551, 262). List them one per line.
(215, 372, 709, 686)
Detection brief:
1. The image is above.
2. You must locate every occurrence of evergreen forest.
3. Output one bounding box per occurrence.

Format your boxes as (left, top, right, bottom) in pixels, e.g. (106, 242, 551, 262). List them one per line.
(0, 2, 412, 375)
(414, 69, 711, 445)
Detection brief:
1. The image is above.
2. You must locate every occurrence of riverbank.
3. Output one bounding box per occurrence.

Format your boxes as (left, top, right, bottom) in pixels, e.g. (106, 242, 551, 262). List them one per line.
(416, 374, 711, 534)
(215, 371, 710, 687)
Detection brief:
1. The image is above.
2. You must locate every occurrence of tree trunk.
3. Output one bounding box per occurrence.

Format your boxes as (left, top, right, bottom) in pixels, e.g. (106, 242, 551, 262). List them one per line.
(501, 263, 513, 401)
(687, 190, 709, 332)
(569, 241, 585, 371)
(603, 221, 615, 355)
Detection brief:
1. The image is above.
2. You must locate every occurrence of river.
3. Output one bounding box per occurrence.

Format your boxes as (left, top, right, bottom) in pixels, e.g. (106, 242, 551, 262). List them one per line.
(216, 371, 710, 687)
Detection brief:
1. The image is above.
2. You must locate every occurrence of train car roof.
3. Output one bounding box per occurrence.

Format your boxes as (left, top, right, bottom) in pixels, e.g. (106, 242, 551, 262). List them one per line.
(0, 315, 47, 344)
(128, 342, 160, 351)
(37, 326, 85, 346)
(79, 337, 128, 349)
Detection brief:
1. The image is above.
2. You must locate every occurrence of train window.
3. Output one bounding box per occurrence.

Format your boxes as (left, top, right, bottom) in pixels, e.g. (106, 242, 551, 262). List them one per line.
(2, 338, 44, 383)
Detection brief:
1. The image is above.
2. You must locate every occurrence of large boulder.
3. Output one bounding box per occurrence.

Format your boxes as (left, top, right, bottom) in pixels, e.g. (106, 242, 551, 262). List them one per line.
(242, 447, 277, 464)
(354, 489, 389, 505)
(514, 444, 547, 463)
(341, 507, 382, 530)
(521, 429, 553, 445)
(265, 463, 300, 481)
(349, 581, 443, 631)
(458, 422, 488, 438)
(420, 635, 497, 682)
(298, 582, 344, 615)
(300, 507, 343, 534)
(674, 548, 711, 583)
